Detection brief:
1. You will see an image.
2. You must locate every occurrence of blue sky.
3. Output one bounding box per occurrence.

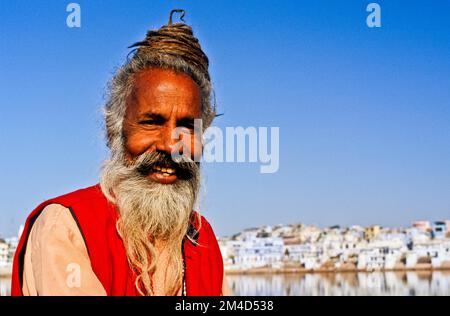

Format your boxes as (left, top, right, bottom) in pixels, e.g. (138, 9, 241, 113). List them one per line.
(0, 0, 449, 237)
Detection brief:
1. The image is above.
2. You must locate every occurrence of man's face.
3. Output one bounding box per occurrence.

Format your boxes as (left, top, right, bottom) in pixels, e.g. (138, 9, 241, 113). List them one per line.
(122, 68, 202, 184)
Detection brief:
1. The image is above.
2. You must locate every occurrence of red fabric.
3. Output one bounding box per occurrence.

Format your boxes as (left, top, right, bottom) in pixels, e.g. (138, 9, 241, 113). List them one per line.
(11, 184, 223, 296)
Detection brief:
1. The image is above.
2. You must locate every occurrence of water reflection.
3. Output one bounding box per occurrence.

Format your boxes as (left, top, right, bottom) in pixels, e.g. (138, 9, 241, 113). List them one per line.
(1, 272, 450, 296)
(0, 278, 10, 296)
(227, 271, 450, 296)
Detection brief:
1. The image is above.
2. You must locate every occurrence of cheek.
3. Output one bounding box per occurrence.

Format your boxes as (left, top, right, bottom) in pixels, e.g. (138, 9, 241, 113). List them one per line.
(124, 131, 157, 158)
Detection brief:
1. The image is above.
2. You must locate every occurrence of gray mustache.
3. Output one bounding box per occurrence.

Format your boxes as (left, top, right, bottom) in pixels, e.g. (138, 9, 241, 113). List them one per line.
(134, 151, 199, 181)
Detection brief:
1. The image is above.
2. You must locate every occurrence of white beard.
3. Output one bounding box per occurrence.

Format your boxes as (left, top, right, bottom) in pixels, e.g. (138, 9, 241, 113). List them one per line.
(99, 149, 200, 295)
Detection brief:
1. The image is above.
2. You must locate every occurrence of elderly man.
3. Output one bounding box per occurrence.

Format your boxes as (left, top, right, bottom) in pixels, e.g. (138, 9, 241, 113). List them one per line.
(11, 10, 229, 296)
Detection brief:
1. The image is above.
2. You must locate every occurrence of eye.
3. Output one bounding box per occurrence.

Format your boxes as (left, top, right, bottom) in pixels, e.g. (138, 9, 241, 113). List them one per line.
(177, 118, 196, 130)
(138, 115, 165, 126)
(180, 123, 195, 130)
(139, 120, 156, 125)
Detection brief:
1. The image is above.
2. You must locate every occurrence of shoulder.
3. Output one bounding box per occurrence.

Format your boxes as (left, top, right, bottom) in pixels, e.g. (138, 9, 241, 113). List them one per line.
(21, 184, 105, 248)
(32, 204, 73, 232)
(27, 185, 103, 219)
(27, 184, 108, 225)
(47, 184, 105, 205)
(29, 204, 83, 245)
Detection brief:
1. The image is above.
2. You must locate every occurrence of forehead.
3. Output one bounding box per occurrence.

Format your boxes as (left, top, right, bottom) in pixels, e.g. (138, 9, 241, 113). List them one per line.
(127, 68, 201, 117)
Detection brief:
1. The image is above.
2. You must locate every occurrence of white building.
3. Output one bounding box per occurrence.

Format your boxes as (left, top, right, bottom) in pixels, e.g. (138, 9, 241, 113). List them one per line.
(0, 226, 23, 276)
(0, 240, 8, 267)
(357, 238, 405, 270)
(405, 252, 418, 268)
(232, 236, 284, 270)
(220, 222, 450, 272)
(413, 240, 450, 267)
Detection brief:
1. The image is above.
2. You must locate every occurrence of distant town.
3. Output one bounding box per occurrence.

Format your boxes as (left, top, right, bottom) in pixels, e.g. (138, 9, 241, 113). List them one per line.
(0, 226, 22, 277)
(1, 220, 450, 277)
(219, 220, 450, 273)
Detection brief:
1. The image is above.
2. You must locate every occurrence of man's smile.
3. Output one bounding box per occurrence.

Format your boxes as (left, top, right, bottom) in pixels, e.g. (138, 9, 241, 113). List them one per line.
(149, 165, 178, 184)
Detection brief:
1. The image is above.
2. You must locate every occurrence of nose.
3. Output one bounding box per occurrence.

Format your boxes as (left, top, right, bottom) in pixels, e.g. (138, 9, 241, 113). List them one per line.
(155, 125, 184, 157)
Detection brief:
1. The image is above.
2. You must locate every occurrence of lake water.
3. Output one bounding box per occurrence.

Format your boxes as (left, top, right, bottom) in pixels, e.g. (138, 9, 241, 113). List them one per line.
(227, 271, 450, 296)
(0, 278, 10, 296)
(1, 271, 450, 296)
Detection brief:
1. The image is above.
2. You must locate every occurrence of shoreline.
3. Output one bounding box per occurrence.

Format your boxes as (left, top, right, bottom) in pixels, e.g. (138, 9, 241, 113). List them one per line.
(3, 267, 450, 277)
(225, 266, 450, 275)
(0, 265, 12, 278)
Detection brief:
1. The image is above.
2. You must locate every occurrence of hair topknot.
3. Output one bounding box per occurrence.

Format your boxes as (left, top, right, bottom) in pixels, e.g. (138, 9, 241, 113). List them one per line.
(128, 9, 210, 81)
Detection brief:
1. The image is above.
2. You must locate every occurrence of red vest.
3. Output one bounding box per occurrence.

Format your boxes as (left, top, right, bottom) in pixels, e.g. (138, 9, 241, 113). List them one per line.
(11, 185, 223, 296)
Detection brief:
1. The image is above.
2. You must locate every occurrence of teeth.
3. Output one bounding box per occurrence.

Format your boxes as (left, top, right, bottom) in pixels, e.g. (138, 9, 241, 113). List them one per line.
(153, 166, 176, 175)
